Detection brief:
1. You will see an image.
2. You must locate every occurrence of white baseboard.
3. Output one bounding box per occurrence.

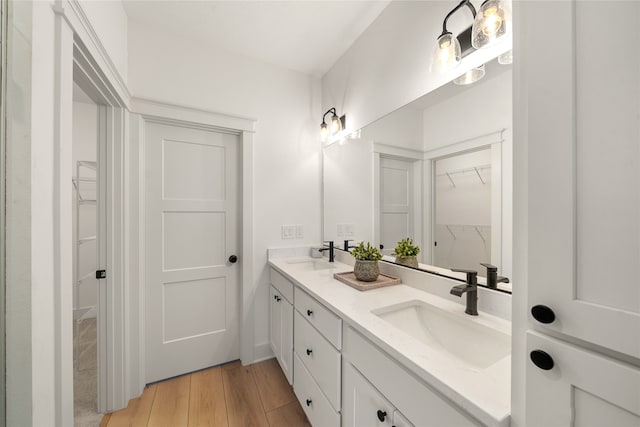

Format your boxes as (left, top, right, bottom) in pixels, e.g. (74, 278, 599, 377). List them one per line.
(253, 342, 274, 363)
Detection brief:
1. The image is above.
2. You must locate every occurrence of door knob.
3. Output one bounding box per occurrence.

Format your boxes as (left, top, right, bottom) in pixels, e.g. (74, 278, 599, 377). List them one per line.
(530, 350, 554, 370)
(228, 255, 238, 263)
(307, 309, 313, 316)
(531, 305, 555, 324)
(377, 410, 387, 422)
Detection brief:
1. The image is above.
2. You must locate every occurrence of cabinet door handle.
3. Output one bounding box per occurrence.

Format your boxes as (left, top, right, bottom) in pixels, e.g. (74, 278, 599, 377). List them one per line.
(306, 399, 312, 407)
(276, 296, 281, 302)
(306, 348, 312, 356)
(531, 305, 556, 324)
(377, 410, 387, 422)
(306, 309, 313, 316)
(530, 349, 554, 370)
(228, 255, 238, 263)
(273, 295, 278, 301)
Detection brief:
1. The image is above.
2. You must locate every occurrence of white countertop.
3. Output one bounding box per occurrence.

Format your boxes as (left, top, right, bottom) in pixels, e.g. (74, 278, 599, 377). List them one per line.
(269, 256, 511, 427)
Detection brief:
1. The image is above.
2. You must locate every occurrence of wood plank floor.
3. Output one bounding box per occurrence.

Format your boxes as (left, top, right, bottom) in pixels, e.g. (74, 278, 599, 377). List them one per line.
(101, 358, 311, 427)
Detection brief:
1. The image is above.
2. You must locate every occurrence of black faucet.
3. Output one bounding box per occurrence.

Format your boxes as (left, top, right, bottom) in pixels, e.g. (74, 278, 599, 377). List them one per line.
(319, 241, 335, 262)
(343, 240, 355, 252)
(450, 269, 478, 316)
(480, 263, 510, 289)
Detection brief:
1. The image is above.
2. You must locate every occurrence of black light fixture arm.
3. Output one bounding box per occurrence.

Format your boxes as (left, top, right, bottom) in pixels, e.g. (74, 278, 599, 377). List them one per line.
(321, 107, 338, 126)
(440, 0, 477, 36)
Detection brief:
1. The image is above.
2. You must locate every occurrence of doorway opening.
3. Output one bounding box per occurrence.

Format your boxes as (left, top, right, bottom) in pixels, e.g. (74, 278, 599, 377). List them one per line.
(71, 81, 101, 426)
(432, 147, 492, 270)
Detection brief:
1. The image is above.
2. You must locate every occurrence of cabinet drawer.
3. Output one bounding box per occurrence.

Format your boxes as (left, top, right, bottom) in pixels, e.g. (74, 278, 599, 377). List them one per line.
(270, 268, 294, 303)
(294, 353, 340, 427)
(343, 326, 479, 426)
(294, 310, 341, 410)
(295, 287, 342, 349)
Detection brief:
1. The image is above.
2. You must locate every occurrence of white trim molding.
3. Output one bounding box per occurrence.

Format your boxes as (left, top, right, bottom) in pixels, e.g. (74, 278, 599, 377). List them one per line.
(56, 0, 131, 108)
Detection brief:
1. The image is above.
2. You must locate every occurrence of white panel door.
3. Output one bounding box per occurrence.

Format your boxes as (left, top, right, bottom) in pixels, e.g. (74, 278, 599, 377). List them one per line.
(145, 122, 239, 383)
(280, 297, 294, 384)
(527, 0, 640, 358)
(379, 157, 414, 255)
(526, 331, 640, 426)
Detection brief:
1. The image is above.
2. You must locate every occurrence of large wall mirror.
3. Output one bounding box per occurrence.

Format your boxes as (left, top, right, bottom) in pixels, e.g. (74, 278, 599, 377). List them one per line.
(323, 59, 512, 292)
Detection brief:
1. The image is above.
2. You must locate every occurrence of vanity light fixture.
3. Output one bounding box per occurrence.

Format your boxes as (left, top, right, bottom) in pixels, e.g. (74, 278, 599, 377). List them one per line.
(320, 107, 346, 142)
(432, 0, 476, 72)
(453, 64, 486, 85)
(432, 0, 511, 74)
(471, 0, 511, 49)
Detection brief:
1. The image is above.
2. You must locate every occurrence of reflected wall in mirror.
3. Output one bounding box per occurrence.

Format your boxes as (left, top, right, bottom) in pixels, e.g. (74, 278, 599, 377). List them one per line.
(323, 59, 512, 292)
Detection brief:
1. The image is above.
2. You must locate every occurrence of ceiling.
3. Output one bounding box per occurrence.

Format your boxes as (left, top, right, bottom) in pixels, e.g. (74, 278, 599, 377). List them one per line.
(122, 0, 391, 77)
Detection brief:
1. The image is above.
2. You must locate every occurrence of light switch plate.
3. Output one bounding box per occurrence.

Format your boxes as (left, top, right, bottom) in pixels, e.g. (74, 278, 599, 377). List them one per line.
(281, 225, 295, 239)
(345, 223, 355, 237)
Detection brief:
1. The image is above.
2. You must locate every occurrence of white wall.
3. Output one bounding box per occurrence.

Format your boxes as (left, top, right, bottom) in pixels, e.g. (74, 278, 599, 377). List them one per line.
(72, 100, 98, 314)
(323, 140, 374, 244)
(127, 21, 322, 359)
(360, 106, 424, 151)
(423, 70, 512, 149)
(321, 0, 511, 135)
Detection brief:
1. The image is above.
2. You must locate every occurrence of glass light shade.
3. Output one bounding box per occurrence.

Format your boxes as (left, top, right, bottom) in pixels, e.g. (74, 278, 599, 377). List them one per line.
(471, 0, 511, 49)
(453, 64, 486, 85)
(498, 50, 513, 65)
(331, 115, 343, 134)
(320, 123, 329, 141)
(432, 33, 461, 73)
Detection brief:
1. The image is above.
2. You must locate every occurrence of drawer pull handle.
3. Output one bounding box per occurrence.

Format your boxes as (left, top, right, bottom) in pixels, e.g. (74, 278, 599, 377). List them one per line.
(531, 305, 556, 324)
(530, 350, 554, 370)
(377, 410, 387, 422)
(306, 399, 312, 407)
(306, 348, 312, 356)
(307, 309, 313, 316)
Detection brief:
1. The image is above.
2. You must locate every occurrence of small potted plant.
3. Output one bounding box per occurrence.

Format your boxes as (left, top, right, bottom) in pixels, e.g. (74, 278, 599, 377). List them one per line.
(393, 238, 420, 268)
(351, 242, 383, 282)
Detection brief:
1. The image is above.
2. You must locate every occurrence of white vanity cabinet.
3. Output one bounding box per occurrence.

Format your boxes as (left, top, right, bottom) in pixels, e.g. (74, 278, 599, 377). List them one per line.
(343, 326, 480, 427)
(293, 286, 342, 427)
(520, 1, 640, 424)
(269, 269, 294, 384)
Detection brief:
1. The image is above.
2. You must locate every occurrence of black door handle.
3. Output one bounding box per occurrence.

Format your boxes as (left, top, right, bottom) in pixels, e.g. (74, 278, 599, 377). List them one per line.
(377, 410, 387, 422)
(530, 350, 554, 370)
(306, 348, 312, 356)
(306, 399, 312, 407)
(228, 255, 238, 263)
(307, 309, 313, 316)
(531, 305, 555, 324)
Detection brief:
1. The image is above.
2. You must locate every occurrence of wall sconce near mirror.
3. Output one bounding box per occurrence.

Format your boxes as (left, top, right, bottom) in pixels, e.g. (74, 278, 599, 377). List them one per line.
(432, 0, 511, 81)
(320, 107, 346, 142)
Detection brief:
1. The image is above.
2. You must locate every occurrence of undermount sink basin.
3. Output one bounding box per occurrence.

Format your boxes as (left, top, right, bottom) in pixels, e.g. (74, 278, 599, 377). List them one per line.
(373, 300, 510, 370)
(285, 258, 336, 271)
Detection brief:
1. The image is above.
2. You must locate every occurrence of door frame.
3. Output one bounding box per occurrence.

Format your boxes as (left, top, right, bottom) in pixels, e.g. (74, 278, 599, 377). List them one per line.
(130, 97, 256, 393)
(373, 144, 424, 258)
(72, 35, 129, 413)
